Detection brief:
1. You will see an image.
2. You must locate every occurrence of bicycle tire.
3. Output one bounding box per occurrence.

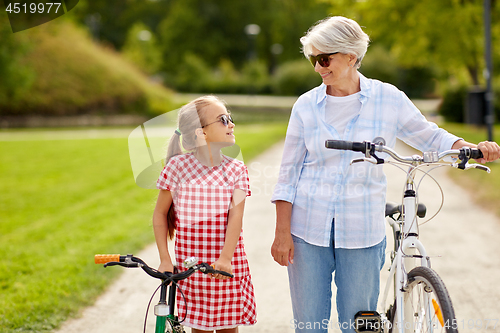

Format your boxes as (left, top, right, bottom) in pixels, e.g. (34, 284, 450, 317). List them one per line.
(392, 266, 457, 333)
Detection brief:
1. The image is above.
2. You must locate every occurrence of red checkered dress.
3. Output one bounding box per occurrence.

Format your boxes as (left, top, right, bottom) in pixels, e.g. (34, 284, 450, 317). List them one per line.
(156, 153, 257, 330)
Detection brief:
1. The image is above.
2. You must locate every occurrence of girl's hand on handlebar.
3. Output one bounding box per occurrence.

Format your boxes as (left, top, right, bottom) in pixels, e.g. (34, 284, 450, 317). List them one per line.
(212, 258, 233, 280)
(477, 141, 500, 163)
(158, 260, 174, 275)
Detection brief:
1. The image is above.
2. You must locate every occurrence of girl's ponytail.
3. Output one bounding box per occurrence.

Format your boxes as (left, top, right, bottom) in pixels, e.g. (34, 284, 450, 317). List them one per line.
(165, 129, 183, 164)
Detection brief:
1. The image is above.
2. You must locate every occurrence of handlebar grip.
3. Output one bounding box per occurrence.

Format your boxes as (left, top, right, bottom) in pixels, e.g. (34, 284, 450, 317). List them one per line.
(95, 254, 121, 264)
(202, 263, 234, 278)
(325, 140, 365, 152)
(217, 270, 234, 278)
(470, 149, 484, 160)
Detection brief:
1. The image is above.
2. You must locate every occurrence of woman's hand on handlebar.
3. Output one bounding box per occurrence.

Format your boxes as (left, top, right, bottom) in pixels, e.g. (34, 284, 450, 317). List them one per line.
(477, 141, 500, 163)
(453, 139, 500, 163)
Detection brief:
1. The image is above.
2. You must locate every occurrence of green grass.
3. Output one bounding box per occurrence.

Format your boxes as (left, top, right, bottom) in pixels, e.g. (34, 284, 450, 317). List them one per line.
(0, 123, 287, 332)
(440, 123, 500, 217)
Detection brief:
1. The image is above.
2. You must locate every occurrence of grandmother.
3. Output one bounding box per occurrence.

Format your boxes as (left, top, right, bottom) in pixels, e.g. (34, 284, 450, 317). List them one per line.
(270, 16, 500, 333)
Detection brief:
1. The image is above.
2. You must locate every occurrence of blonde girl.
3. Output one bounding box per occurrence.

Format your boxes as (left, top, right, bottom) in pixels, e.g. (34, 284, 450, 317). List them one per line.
(153, 96, 257, 333)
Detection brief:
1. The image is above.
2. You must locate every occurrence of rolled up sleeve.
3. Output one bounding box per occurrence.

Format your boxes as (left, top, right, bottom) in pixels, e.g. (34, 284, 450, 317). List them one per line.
(271, 103, 307, 204)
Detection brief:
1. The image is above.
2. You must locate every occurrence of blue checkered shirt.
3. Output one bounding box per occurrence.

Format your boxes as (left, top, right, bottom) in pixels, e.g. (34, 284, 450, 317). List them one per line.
(271, 73, 460, 248)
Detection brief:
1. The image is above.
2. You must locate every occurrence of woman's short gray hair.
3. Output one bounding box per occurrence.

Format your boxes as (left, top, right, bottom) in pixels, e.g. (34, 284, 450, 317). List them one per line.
(300, 16, 370, 69)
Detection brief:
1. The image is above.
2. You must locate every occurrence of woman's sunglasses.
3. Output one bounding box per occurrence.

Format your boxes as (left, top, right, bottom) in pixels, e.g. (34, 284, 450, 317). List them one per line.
(202, 114, 234, 128)
(308, 52, 339, 67)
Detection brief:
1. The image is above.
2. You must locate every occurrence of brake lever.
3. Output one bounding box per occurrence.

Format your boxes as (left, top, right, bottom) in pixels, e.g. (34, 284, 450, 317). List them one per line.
(351, 157, 383, 165)
(103, 262, 140, 268)
(461, 163, 491, 173)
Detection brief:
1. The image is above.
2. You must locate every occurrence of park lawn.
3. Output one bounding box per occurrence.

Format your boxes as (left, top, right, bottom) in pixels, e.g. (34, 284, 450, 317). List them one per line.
(0, 123, 287, 332)
(440, 123, 500, 217)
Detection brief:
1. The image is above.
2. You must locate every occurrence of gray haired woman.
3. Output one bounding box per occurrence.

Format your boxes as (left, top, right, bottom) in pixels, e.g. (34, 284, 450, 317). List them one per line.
(271, 16, 500, 333)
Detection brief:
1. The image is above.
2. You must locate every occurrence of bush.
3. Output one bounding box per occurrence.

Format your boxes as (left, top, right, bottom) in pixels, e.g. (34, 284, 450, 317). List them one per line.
(439, 86, 466, 123)
(271, 59, 322, 96)
(0, 20, 174, 117)
(361, 45, 436, 98)
(439, 85, 500, 124)
(166, 56, 271, 94)
(241, 60, 271, 94)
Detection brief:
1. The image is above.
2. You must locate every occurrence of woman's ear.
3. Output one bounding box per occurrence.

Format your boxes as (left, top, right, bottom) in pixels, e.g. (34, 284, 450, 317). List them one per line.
(349, 54, 357, 67)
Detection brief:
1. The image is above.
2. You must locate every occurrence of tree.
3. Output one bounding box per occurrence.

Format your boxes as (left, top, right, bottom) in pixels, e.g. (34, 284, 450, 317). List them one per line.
(156, 0, 330, 73)
(122, 22, 162, 75)
(323, 0, 498, 86)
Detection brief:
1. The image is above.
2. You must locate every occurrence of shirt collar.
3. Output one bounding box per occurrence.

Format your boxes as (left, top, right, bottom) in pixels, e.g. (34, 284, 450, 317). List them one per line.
(315, 71, 372, 105)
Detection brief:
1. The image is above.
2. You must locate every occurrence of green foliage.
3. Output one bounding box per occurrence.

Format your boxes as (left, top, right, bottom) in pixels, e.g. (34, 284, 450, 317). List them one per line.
(360, 45, 437, 98)
(0, 123, 287, 332)
(71, 0, 173, 49)
(155, 0, 330, 76)
(272, 59, 322, 96)
(0, 20, 174, 117)
(166, 55, 273, 94)
(323, 0, 496, 87)
(439, 86, 467, 123)
(439, 85, 500, 123)
(241, 60, 272, 94)
(0, 16, 35, 106)
(167, 55, 323, 96)
(122, 22, 162, 75)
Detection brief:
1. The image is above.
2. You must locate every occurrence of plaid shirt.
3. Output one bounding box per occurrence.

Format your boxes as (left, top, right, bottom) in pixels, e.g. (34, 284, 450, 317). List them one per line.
(271, 73, 460, 248)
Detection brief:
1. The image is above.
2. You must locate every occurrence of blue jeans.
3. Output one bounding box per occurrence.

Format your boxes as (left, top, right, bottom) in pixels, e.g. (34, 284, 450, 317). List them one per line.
(287, 230, 386, 333)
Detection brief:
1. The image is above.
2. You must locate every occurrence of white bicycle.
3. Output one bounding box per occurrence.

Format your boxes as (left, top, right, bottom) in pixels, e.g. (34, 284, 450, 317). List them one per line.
(325, 138, 490, 333)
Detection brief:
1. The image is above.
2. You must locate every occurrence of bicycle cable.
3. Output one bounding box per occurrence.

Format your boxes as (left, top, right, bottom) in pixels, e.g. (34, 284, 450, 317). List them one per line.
(143, 284, 162, 333)
(414, 164, 447, 226)
(385, 161, 448, 262)
(142, 278, 188, 332)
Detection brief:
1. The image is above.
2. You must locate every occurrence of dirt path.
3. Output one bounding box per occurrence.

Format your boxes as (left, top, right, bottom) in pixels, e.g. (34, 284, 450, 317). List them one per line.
(54, 140, 500, 333)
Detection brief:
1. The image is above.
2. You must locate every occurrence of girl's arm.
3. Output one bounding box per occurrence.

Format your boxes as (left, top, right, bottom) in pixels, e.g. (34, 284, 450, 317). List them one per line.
(153, 189, 174, 273)
(213, 188, 247, 279)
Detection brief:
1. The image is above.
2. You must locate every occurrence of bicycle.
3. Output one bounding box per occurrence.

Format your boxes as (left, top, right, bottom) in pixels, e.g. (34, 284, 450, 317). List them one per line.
(94, 254, 233, 333)
(325, 138, 490, 333)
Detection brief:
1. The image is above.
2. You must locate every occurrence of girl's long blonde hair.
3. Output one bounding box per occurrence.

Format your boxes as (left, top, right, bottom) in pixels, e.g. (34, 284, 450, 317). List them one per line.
(164, 95, 226, 239)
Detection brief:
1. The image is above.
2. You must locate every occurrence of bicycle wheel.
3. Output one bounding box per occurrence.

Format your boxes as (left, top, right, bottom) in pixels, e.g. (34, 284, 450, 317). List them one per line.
(393, 266, 457, 333)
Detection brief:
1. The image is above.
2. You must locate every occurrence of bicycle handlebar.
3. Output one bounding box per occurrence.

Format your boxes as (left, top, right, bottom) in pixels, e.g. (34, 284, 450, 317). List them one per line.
(94, 254, 234, 281)
(325, 139, 490, 172)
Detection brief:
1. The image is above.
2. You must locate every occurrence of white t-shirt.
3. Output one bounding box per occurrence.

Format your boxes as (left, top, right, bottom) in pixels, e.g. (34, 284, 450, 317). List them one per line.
(325, 92, 361, 138)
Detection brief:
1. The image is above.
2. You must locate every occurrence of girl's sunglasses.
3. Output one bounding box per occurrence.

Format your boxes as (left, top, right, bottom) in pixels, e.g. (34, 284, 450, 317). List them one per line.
(308, 52, 339, 67)
(202, 114, 234, 128)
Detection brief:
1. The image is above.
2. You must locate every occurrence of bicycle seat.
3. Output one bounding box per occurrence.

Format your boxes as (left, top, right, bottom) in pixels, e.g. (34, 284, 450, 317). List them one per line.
(385, 202, 427, 218)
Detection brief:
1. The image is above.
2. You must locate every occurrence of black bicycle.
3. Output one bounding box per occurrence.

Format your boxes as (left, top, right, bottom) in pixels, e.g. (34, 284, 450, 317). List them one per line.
(94, 254, 233, 333)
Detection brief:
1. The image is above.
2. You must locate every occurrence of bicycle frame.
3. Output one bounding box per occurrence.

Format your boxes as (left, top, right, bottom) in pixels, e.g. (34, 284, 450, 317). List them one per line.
(379, 165, 432, 333)
(325, 139, 490, 333)
(154, 282, 180, 333)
